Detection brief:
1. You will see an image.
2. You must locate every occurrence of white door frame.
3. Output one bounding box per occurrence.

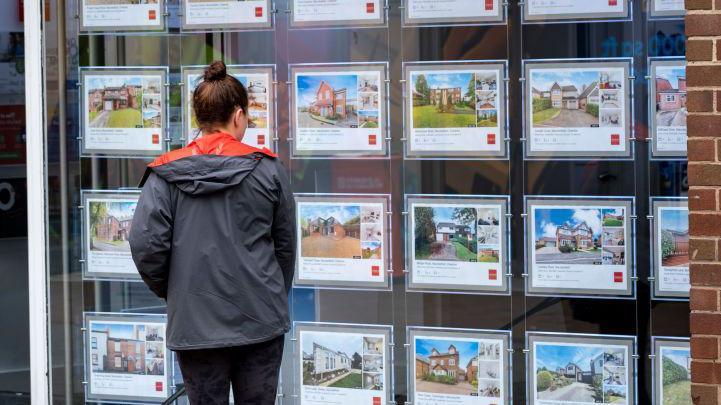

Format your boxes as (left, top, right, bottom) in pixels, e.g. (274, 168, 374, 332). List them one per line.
(24, 0, 50, 403)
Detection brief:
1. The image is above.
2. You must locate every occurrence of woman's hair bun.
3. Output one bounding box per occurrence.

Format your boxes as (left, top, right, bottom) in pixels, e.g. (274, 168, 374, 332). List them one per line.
(203, 60, 227, 82)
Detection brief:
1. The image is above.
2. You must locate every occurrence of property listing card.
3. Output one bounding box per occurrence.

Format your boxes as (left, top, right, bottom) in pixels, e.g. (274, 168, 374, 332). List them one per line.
(652, 198, 689, 298)
(653, 338, 690, 405)
(183, 66, 274, 149)
(296, 323, 391, 405)
(295, 195, 389, 289)
(525, 61, 631, 158)
(405, 63, 506, 158)
(409, 328, 510, 405)
(81, 69, 166, 157)
(291, 64, 387, 157)
(528, 333, 635, 405)
(291, 0, 383, 27)
(81, 0, 164, 31)
(650, 60, 687, 157)
(85, 313, 170, 403)
(524, 0, 628, 22)
(526, 198, 634, 297)
(650, 0, 685, 17)
(82, 191, 141, 281)
(404, 0, 503, 25)
(182, 0, 271, 29)
(407, 196, 509, 293)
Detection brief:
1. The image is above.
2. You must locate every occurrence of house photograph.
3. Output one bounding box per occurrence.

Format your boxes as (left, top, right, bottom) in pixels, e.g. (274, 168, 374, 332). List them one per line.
(660, 347, 690, 404)
(415, 338, 479, 395)
(358, 110, 379, 128)
(88, 200, 136, 253)
(301, 332, 363, 389)
(535, 343, 627, 404)
(299, 204, 362, 259)
(534, 208, 604, 265)
(660, 208, 689, 267)
(297, 74, 360, 128)
(87, 76, 143, 129)
(655, 66, 687, 127)
(87, 0, 158, 4)
(412, 71, 497, 129)
(89, 322, 147, 375)
(530, 69, 602, 128)
(414, 206, 478, 262)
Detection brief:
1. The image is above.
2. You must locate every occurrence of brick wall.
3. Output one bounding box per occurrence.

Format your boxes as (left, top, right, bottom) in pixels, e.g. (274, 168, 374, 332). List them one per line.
(687, 1, 721, 404)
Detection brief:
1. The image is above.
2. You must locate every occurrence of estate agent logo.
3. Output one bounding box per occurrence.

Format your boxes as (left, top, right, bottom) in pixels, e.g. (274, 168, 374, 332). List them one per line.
(373, 397, 381, 405)
(255, 7, 263, 17)
(614, 271, 623, 283)
(372, 265, 380, 276)
(148, 10, 157, 20)
(611, 133, 620, 145)
(485, 0, 494, 10)
(155, 382, 163, 392)
(366, 2, 375, 13)
(487, 133, 496, 145)
(152, 134, 159, 145)
(608, 0, 618, 5)
(257, 134, 266, 145)
(368, 134, 377, 145)
(489, 269, 497, 280)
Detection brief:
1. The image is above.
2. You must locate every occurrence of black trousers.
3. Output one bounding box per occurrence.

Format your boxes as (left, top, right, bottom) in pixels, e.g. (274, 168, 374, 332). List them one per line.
(175, 335, 285, 405)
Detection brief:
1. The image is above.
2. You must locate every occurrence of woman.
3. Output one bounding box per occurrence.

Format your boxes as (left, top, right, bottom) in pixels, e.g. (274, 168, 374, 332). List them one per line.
(129, 60, 295, 404)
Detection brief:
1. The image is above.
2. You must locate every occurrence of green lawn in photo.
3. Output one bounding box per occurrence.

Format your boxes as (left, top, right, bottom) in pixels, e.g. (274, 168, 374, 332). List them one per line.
(532, 107, 560, 124)
(663, 380, 690, 405)
(603, 218, 624, 226)
(329, 372, 362, 389)
(88, 110, 99, 122)
(477, 118, 497, 127)
(478, 253, 499, 263)
(360, 121, 379, 128)
(107, 108, 142, 128)
(452, 241, 476, 261)
(413, 104, 475, 128)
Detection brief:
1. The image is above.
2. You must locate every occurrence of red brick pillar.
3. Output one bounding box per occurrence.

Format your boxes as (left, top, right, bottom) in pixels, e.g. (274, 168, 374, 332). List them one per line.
(687, 1, 721, 404)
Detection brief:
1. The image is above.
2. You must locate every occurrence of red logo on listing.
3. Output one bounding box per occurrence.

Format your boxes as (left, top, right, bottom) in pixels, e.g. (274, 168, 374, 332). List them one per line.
(152, 134, 160, 144)
(371, 265, 380, 276)
(608, 0, 618, 5)
(255, 7, 263, 17)
(368, 134, 377, 145)
(257, 134, 266, 145)
(614, 272, 623, 283)
(366, 2, 375, 13)
(148, 10, 157, 20)
(155, 382, 163, 392)
(373, 397, 381, 405)
(485, 0, 494, 10)
(489, 269, 497, 280)
(487, 133, 496, 145)
(610, 134, 620, 145)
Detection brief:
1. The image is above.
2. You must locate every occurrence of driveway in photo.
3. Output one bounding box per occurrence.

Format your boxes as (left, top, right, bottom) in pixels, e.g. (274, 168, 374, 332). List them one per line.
(417, 379, 476, 395)
(536, 247, 601, 264)
(537, 382, 595, 402)
(90, 110, 110, 128)
(536, 109, 598, 128)
(657, 109, 687, 127)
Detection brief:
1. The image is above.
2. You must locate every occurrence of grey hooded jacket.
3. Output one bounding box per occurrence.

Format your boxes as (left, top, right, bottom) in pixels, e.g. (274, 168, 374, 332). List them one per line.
(129, 132, 295, 350)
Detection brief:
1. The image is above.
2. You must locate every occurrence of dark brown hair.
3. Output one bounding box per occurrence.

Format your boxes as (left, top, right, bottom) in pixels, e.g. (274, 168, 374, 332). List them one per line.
(192, 60, 248, 133)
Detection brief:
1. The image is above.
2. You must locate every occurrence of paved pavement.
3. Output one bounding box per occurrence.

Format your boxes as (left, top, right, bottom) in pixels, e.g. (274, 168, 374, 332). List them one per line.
(537, 382, 595, 402)
(657, 109, 687, 127)
(536, 248, 602, 264)
(298, 111, 358, 128)
(92, 239, 129, 252)
(537, 109, 598, 128)
(416, 379, 476, 395)
(90, 110, 110, 128)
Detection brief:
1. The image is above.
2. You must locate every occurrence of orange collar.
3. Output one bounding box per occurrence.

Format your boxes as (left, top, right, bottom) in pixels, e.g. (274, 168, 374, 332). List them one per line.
(149, 132, 277, 167)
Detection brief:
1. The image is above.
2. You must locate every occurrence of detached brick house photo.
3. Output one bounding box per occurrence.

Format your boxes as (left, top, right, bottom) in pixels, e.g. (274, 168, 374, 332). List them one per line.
(88, 200, 136, 253)
(87, 76, 145, 129)
(297, 74, 362, 128)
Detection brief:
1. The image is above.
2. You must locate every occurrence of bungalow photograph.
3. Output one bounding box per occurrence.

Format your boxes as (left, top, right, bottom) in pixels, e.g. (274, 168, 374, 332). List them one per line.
(535, 343, 626, 403)
(299, 204, 361, 259)
(411, 71, 497, 128)
(87, 76, 143, 129)
(655, 66, 687, 127)
(534, 208, 604, 265)
(414, 205, 478, 262)
(301, 332, 364, 389)
(415, 338, 480, 395)
(89, 322, 147, 375)
(660, 208, 689, 267)
(530, 69, 602, 128)
(296, 74, 360, 128)
(660, 346, 690, 404)
(88, 200, 136, 253)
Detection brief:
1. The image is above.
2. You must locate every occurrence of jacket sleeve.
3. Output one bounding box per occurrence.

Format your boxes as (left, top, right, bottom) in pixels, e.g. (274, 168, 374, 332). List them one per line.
(129, 171, 174, 299)
(271, 160, 296, 294)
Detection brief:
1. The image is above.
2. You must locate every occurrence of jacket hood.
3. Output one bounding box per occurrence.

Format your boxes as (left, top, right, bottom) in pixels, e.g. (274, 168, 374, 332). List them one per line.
(141, 132, 277, 195)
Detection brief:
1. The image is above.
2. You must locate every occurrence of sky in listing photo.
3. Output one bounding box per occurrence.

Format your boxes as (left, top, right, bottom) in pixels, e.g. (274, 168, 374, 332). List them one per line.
(660, 208, 688, 234)
(91, 322, 144, 340)
(531, 69, 603, 129)
(299, 204, 362, 259)
(296, 74, 359, 129)
(415, 337, 480, 396)
(414, 205, 477, 262)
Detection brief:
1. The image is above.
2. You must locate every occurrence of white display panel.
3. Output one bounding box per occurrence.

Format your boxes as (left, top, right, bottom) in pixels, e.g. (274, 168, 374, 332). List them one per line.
(649, 0, 685, 18)
(290, 0, 385, 27)
(525, 197, 635, 298)
(81, 68, 167, 157)
(182, 0, 272, 30)
(651, 198, 689, 299)
(649, 59, 687, 158)
(403, 0, 504, 26)
(524, 59, 632, 159)
(523, 0, 629, 23)
(294, 322, 393, 405)
(404, 62, 507, 159)
(527, 332, 636, 405)
(290, 63, 388, 158)
(408, 327, 511, 405)
(84, 313, 171, 403)
(80, 0, 165, 32)
(294, 194, 391, 290)
(652, 338, 690, 405)
(182, 65, 275, 150)
(82, 190, 141, 281)
(406, 195, 510, 294)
